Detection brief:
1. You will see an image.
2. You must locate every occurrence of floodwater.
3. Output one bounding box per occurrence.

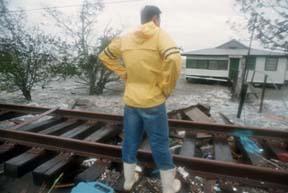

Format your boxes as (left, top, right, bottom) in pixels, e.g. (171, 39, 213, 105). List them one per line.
(0, 76, 287, 130)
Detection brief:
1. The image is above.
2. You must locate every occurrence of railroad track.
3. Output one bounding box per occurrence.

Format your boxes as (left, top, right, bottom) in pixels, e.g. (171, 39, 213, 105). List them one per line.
(0, 103, 287, 192)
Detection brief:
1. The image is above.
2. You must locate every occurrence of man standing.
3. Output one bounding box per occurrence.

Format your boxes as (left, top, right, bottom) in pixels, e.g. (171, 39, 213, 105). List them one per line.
(99, 5, 182, 193)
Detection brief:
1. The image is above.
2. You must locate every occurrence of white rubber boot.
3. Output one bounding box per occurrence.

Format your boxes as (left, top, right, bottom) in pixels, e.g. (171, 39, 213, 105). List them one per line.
(160, 168, 181, 193)
(123, 163, 139, 191)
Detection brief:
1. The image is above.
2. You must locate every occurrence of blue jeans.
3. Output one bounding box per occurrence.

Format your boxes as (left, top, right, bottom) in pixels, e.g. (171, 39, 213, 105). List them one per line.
(122, 103, 174, 170)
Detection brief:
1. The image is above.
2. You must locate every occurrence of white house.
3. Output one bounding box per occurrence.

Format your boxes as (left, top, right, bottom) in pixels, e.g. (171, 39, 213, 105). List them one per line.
(182, 40, 288, 85)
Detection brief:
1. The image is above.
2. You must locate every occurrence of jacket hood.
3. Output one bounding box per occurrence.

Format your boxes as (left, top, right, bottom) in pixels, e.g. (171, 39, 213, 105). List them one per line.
(133, 21, 159, 44)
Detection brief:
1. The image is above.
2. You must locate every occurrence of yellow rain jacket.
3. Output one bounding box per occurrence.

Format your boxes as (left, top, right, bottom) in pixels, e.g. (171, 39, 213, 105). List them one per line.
(99, 21, 182, 108)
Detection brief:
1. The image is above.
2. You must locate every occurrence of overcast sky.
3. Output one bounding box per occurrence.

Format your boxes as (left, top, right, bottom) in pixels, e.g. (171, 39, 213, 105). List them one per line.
(8, 0, 255, 51)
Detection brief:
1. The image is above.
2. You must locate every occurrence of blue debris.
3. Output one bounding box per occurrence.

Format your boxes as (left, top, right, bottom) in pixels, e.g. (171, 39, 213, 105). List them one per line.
(233, 130, 263, 154)
(239, 136, 263, 154)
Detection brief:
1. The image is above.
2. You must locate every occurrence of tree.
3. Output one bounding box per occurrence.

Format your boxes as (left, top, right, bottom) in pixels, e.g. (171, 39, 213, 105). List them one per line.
(45, 0, 120, 95)
(0, 0, 61, 101)
(235, 0, 288, 52)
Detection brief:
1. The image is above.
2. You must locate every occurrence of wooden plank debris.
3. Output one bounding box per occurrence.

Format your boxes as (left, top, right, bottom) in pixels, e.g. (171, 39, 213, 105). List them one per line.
(0, 111, 25, 122)
(10, 107, 59, 130)
(184, 107, 215, 123)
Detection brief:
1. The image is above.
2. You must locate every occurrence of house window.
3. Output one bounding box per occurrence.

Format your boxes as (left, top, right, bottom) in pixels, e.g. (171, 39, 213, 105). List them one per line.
(208, 60, 218, 70)
(265, 57, 278, 71)
(197, 60, 209, 69)
(246, 56, 256, 70)
(186, 59, 228, 70)
(187, 59, 208, 69)
(208, 60, 228, 70)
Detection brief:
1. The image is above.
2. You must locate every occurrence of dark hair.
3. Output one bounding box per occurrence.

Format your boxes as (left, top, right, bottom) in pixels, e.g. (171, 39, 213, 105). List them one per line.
(141, 5, 161, 24)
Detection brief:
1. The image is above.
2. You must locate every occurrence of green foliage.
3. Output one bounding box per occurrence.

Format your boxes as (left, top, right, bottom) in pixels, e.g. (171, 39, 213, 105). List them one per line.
(50, 56, 80, 79)
(46, 0, 121, 95)
(0, 0, 62, 101)
(0, 0, 121, 101)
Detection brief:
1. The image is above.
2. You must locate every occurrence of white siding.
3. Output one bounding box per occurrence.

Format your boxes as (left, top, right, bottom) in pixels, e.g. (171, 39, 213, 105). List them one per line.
(186, 56, 228, 60)
(186, 68, 229, 78)
(181, 56, 186, 75)
(247, 57, 287, 84)
(185, 56, 229, 78)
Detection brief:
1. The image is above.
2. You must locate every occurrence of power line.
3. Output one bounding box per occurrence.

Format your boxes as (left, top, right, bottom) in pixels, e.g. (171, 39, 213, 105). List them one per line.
(0, 0, 145, 14)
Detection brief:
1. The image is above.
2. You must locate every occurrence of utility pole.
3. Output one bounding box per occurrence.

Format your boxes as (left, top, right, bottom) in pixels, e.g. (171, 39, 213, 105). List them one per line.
(237, 14, 257, 118)
(259, 75, 268, 113)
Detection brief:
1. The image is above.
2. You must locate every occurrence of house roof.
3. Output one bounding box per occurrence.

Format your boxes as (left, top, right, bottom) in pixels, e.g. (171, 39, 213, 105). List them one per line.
(216, 39, 248, 49)
(182, 39, 287, 57)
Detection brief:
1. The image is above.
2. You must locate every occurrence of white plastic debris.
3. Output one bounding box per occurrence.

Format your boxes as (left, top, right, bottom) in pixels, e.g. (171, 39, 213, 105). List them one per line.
(177, 131, 186, 137)
(177, 167, 189, 179)
(213, 185, 221, 192)
(82, 158, 97, 167)
(135, 165, 143, 173)
(169, 145, 182, 152)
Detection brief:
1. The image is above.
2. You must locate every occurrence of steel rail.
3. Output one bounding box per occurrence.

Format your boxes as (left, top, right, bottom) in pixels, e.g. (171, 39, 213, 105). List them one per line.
(0, 128, 287, 187)
(0, 103, 287, 139)
(11, 107, 59, 130)
(0, 103, 122, 122)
